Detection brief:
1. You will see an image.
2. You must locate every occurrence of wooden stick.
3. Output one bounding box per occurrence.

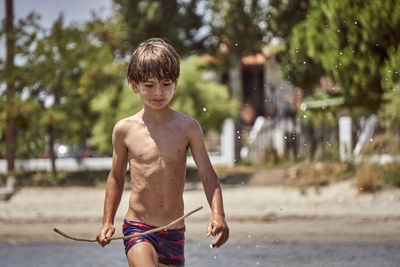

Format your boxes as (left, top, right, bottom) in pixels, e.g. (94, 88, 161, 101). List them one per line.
(53, 206, 203, 243)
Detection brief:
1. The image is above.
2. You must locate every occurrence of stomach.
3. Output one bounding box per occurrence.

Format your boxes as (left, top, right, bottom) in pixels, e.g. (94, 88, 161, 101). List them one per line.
(125, 170, 186, 227)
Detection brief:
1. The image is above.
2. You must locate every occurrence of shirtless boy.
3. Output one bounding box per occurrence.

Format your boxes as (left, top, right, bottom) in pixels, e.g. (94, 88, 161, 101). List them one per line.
(96, 38, 229, 267)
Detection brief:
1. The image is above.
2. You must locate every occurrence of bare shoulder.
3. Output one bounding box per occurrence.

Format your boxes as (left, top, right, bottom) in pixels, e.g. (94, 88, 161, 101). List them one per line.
(172, 110, 201, 133)
(113, 113, 143, 137)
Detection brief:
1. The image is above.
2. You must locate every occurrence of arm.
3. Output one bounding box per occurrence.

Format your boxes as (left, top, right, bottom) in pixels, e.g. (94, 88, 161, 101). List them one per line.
(97, 122, 128, 246)
(188, 119, 229, 248)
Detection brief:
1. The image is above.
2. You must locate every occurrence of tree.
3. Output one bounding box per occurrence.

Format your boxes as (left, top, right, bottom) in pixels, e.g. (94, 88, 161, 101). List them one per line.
(25, 15, 99, 176)
(0, 7, 42, 163)
(267, 0, 324, 94)
(267, 0, 310, 41)
(380, 45, 400, 132)
(207, 0, 267, 96)
(4, 0, 16, 170)
(293, 0, 400, 111)
(113, 0, 205, 56)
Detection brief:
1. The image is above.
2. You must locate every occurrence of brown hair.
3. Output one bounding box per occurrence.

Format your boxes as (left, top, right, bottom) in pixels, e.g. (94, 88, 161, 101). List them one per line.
(127, 38, 180, 84)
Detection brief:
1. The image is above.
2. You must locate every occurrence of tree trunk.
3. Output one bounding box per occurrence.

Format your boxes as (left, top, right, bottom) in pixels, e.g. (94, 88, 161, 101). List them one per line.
(47, 124, 57, 178)
(5, 0, 15, 171)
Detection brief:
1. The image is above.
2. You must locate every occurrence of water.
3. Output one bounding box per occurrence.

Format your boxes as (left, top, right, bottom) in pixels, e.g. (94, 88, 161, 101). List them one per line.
(1, 241, 399, 267)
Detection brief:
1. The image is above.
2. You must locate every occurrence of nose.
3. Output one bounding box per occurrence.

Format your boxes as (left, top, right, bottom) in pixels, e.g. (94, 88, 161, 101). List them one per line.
(153, 84, 163, 95)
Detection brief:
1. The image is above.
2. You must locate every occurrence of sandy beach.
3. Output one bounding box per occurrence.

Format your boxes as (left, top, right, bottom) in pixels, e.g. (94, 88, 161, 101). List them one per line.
(1, 170, 400, 244)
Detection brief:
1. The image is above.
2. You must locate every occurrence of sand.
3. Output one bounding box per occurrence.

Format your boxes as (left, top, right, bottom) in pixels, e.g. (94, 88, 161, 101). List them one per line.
(1, 178, 400, 244)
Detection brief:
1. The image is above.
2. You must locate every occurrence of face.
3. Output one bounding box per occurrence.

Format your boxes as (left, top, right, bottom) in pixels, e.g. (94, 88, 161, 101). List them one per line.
(131, 78, 178, 110)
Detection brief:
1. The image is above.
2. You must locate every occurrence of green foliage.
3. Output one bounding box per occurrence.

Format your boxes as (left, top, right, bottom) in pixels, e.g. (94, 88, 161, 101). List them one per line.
(113, 0, 205, 56)
(293, 0, 400, 111)
(208, 0, 267, 67)
(90, 56, 240, 154)
(380, 45, 400, 132)
(298, 92, 339, 128)
(267, 0, 310, 41)
(22, 14, 103, 162)
(383, 164, 400, 187)
(380, 84, 400, 132)
(0, 12, 43, 158)
(267, 0, 323, 93)
(171, 56, 241, 133)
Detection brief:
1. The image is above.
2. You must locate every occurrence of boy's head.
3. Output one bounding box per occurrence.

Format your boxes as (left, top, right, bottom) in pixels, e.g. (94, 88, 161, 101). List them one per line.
(127, 38, 180, 85)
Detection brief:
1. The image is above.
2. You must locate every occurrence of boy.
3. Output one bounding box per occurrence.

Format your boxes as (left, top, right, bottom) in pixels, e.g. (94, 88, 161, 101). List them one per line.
(96, 38, 229, 267)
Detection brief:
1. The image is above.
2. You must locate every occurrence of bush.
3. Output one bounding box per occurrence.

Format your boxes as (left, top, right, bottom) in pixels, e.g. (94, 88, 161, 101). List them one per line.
(354, 164, 383, 192)
(383, 163, 400, 187)
(31, 169, 129, 187)
(286, 162, 353, 187)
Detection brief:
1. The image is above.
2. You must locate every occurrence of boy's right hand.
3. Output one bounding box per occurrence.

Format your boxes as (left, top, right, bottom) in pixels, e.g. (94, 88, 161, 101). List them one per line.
(96, 223, 115, 247)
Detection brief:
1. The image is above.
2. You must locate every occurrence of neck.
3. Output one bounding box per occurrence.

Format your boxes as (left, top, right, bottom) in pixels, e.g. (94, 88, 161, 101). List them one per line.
(142, 105, 172, 123)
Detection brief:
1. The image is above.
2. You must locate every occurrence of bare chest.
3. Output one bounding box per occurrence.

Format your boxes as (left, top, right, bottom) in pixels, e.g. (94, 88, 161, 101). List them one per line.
(125, 124, 188, 164)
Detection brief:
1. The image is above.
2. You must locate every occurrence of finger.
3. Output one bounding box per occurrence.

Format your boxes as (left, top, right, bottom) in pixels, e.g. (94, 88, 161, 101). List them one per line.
(105, 229, 114, 244)
(99, 230, 108, 246)
(213, 227, 229, 248)
(212, 232, 224, 248)
(211, 225, 219, 236)
(207, 223, 213, 237)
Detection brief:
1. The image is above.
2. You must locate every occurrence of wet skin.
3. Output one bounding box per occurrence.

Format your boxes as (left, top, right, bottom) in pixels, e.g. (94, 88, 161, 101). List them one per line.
(97, 79, 229, 265)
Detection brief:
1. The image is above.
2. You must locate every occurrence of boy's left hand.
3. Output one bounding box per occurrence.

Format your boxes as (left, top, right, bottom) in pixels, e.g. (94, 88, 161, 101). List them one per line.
(207, 213, 229, 248)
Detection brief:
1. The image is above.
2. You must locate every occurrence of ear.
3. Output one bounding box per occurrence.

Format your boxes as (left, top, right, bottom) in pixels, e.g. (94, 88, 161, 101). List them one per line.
(128, 78, 139, 93)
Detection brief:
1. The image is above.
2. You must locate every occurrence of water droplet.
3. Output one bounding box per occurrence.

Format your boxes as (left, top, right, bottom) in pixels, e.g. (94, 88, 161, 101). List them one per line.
(284, 136, 287, 140)
(202, 107, 207, 111)
(303, 114, 307, 119)
(209, 243, 213, 248)
(369, 138, 374, 142)
(241, 181, 244, 184)
(213, 255, 217, 259)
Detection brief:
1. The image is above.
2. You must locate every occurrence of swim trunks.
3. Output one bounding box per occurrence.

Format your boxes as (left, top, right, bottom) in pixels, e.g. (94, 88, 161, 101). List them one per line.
(123, 219, 185, 266)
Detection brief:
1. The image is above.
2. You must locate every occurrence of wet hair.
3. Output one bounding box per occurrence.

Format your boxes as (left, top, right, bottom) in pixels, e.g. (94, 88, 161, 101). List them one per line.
(127, 38, 180, 84)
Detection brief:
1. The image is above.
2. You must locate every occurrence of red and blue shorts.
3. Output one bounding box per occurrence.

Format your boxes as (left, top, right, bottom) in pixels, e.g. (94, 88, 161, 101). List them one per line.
(123, 219, 185, 266)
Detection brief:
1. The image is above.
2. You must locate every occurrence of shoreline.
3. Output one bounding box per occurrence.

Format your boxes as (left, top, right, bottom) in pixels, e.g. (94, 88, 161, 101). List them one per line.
(1, 180, 400, 244)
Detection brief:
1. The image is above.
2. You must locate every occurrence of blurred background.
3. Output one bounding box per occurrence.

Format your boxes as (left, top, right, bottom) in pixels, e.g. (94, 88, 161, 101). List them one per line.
(1, 0, 399, 190)
(1, 1, 400, 266)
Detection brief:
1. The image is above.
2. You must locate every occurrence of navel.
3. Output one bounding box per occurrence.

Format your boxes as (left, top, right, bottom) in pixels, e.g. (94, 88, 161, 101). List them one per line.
(160, 201, 165, 208)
